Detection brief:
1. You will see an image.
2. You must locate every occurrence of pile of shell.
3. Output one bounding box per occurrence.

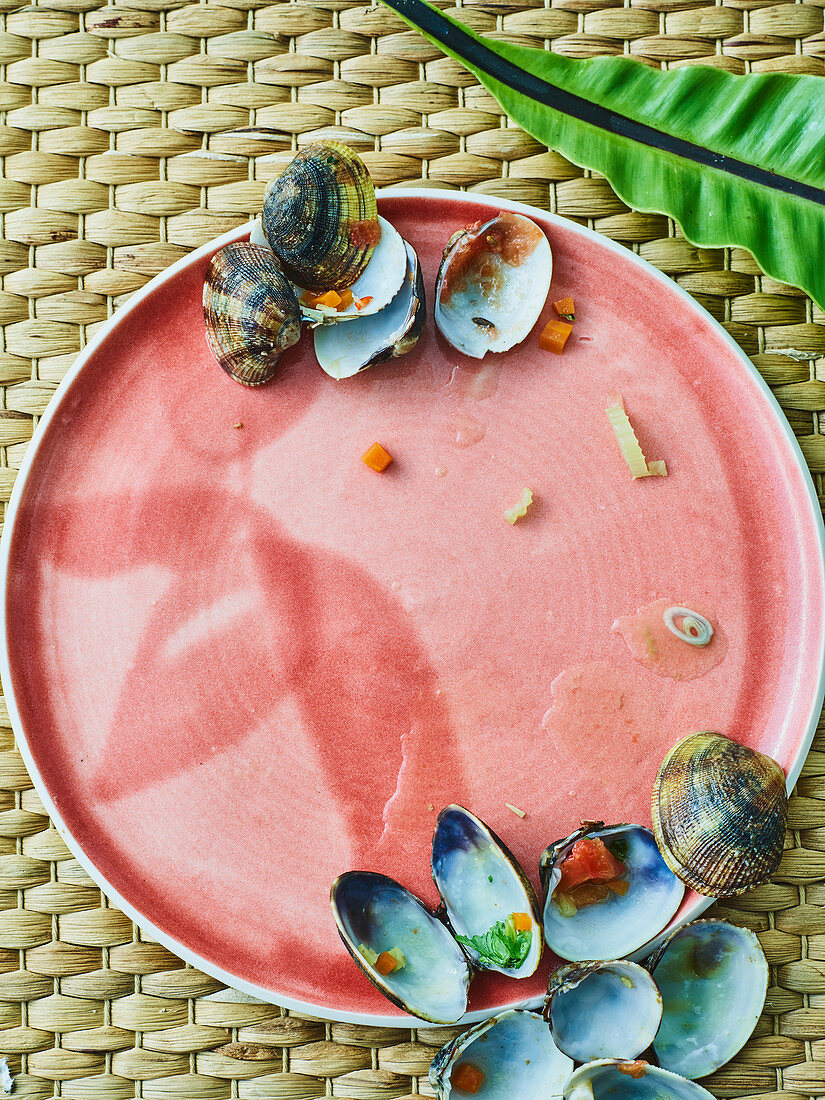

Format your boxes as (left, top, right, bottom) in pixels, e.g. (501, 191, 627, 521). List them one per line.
(332, 733, 788, 1098)
(202, 142, 555, 384)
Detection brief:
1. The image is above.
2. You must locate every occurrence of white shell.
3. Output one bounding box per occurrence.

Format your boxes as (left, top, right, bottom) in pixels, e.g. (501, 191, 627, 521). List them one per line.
(541, 825, 685, 962)
(313, 240, 424, 380)
(331, 871, 470, 1024)
(651, 919, 768, 1079)
(564, 1060, 716, 1100)
(432, 806, 542, 978)
(430, 1009, 573, 1100)
(434, 212, 552, 358)
(547, 960, 662, 1063)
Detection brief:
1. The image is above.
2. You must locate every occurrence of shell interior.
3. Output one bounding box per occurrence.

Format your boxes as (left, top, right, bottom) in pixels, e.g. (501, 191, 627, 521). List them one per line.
(548, 961, 663, 1064)
(563, 1060, 716, 1100)
(330, 871, 469, 1024)
(542, 825, 685, 962)
(313, 240, 425, 379)
(434, 212, 552, 359)
(651, 732, 788, 898)
(652, 919, 768, 1079)
(432, 805, 542, 977)
(430, 1009, 573, 1100)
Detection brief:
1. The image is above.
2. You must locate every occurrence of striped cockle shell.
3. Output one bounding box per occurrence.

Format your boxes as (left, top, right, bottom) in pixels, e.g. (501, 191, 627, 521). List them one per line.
(203, 242, 302, 387)
(651, 731, 788, 898)
(263, 141, 379, 293)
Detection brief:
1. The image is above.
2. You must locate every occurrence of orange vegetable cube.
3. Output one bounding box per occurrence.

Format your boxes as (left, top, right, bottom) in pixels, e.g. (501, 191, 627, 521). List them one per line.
(553, 296, 575, 320)
(453, 1062, 485, 1094)
(540, 320, 573, 353)
(362, 442, 393, 472)
(313, 290, 342, 309)
(375, 951, 397, 975)
(338, 289, 354, 310)
(511, 911, 532, 932)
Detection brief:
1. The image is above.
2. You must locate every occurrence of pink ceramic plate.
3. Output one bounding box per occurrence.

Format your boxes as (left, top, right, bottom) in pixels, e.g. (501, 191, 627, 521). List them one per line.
(2, 192, 824, 1026)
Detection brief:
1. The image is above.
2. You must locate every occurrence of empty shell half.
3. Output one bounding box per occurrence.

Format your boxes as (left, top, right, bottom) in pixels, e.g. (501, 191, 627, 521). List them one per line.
(651, 731, 788, 897)
(564, 1060, 716, 1100)
(650, 919, 768, 1079)
(545, 960, 662, 1064)
(434, 211, 552, 358)
(313, 239, 425, 379)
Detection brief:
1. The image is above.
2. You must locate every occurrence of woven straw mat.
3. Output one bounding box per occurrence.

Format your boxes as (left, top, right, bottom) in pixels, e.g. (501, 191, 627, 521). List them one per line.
(0, 0, 824, 1092)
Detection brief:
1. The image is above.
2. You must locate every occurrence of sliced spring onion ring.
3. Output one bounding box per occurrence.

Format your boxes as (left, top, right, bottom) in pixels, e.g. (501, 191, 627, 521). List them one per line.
(606, 397, 667, 478)
(663, 606, 714, 647)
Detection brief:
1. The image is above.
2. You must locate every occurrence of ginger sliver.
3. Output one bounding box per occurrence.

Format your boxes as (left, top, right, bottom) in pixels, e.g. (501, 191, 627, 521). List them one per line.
(606, 397, 667, 479)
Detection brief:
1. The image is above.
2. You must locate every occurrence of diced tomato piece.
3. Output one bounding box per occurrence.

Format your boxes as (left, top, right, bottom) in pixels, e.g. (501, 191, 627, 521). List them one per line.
(453, 1062, 485, 1093)
(511, 911, 532, 932)
(375, 951, 397, 975)
(555, 837, 625, 894)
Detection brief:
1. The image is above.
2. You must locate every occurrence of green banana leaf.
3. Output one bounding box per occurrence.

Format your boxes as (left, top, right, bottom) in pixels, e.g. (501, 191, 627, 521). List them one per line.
(380, 0, 825, 311)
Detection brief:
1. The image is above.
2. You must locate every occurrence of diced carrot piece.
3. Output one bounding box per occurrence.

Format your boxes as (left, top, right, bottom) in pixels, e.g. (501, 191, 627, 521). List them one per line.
(338, 288, 353, 310)
(452, 1062, 485, 1093)
(313, 290, 342, 309)
(355, 295, 374, 310)
(540, 319, 573, 353)
(553, 296, 575, 320)
(511, 911, 532, 931)
(362, 442, 393, 472)
(606, 877, 630, 896)
(375, 951, 397, 975)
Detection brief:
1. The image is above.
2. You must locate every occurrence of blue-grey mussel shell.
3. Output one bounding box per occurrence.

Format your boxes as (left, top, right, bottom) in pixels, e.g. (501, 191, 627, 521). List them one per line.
(263, 141, 379, 293)
(203, 242, 302, 387)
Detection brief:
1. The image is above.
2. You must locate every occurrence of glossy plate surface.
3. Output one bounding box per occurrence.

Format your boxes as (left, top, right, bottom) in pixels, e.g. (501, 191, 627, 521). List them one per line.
(2, 192, 824, 1024)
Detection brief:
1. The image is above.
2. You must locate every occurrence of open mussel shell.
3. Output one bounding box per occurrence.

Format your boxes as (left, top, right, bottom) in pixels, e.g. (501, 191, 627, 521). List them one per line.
(652, 731, 788, 897)
(541, 824, 685, 962)
(545, 960, 662, 1064)
(430, 1009, 573, 1100)
(432, 805, 542, 978)
(330, 871, 470, 1024)
(650, 919, 768, 1079)
(262, 140, 378, 293)
(202, 242, 301, 386)
(434, 211, 552, 358)
(564, 1060, 716, 1100)
(313, 240, 425, 379)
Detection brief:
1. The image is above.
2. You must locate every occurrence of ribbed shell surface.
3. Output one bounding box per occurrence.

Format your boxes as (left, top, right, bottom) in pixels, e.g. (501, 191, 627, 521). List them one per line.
(262, 142, 379, 293)
(651, 732, 788, 897)
(203, 242, 302, 387)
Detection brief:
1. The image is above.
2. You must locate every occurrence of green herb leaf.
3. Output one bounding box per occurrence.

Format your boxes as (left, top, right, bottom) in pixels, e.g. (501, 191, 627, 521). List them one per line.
(379, 0, 825, 310)
(606, 836, 628, 864)
(456, 914, 532, 969)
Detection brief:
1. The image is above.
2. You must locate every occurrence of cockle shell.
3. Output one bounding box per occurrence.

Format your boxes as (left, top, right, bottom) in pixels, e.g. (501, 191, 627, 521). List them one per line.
(545, 960, 662, 1064)
(651, 732, 788, 897)
(430, 1010, 572, 1100)
(263, 141, 379, 293)
(202, 242, 301, 386)
(650, 919, 768, 1079)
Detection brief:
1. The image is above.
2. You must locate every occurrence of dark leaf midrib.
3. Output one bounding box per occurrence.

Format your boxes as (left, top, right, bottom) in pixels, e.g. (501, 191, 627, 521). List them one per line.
(383, 0, 825, 207)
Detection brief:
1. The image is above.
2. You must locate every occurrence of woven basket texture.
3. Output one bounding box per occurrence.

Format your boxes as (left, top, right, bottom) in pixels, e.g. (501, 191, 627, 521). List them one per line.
(0, 0, 824, 1092)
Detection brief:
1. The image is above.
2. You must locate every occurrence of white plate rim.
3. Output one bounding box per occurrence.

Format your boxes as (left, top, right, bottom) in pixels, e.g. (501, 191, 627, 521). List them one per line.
(1, 187, 823, 1027)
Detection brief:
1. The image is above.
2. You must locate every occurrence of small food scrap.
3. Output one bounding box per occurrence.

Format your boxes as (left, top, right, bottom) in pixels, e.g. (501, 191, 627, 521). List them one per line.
(233, 421, 243, 429)
(456, 912, 532, 970)
(452, 1062, 485, 1094)
(376, 946, 406, 975)
(362, 442, 393, 472)
(553, 836, 628, 915)
(504, 488, 533, 525)
(539, 319, 573, 354)
(664, 606, 714, 647)
(354, 295, 373, 310)
(553, 296, 575, 322)
(618, 1061, 649, 1079)
(358, 942, 378, 966)
(606, 396, 667, 479)
(505, 802, 526, 818)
